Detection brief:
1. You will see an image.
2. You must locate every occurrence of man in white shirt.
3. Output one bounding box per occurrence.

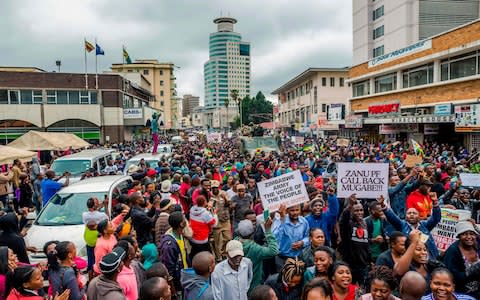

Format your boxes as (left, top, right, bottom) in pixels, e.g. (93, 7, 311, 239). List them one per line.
(211, 240, 252, 300)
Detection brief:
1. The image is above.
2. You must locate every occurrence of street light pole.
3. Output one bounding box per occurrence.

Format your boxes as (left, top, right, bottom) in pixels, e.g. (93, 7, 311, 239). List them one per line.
(240, 99, 243, 127)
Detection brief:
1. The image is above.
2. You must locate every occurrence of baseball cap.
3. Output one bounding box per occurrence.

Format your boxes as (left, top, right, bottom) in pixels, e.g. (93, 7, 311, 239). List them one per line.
(99, 247, 126, 274)
(226, 240, 244, 258)
(237, 219, 254, 238)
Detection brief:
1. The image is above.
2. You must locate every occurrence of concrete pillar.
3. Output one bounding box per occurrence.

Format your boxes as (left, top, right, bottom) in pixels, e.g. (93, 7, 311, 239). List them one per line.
(433, 59, 440, 83)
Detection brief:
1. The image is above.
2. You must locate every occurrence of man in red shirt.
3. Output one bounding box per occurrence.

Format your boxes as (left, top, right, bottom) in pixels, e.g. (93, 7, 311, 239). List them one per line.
(406, 179, 434, 220)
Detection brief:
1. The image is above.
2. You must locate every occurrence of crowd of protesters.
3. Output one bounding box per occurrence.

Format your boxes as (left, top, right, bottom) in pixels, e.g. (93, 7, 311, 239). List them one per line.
(0, 132, 479, 300)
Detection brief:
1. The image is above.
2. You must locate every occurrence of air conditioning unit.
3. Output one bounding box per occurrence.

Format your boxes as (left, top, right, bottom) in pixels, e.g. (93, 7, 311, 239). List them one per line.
(415, 108, 428, 115)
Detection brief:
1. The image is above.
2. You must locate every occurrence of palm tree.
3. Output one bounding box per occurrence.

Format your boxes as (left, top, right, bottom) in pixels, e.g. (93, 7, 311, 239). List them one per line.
(224, 97, 229, 130)
(230, 89, 240, 125)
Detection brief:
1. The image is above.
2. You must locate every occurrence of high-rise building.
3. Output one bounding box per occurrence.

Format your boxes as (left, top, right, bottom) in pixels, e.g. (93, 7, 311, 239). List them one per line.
(182, 94, 200, 117)
(353, 0, 480, 65)
(111, 59, 177, 128)
(204, 17, 251, 108)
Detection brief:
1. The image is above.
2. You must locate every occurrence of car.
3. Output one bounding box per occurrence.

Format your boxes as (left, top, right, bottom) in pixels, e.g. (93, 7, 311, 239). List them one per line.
(50, 149, 115, 184)
(23, 175, 132, 264)
(123, 152, 167, 175)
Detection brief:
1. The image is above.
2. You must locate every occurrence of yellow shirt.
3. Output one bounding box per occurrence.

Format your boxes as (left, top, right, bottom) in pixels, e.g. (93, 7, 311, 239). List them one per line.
(175, 235, 188, 269)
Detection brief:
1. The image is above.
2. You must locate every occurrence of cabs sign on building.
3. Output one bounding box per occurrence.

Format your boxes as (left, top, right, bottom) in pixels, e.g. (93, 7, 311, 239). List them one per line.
(123, 108, 143, 119)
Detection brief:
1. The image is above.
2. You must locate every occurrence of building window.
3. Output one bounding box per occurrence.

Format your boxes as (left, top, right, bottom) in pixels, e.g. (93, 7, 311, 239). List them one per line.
(373, 6, 384, 20)
(160, 90, 164, 96)
(20, 90, 33, 104)
(68, 91, 80, 104)
(402, 63, 434, 88)
(330, 77, 335, 87)
(373, 45, 384, 58)
(160, 101, 164, 106)
(46, 90, 56, 104)
(57, 91, 68, 104)
(143, 70, 149, 75)
(33, 90, 42, 104)
(160, 70, 163, 75)
(80, 91, 90, 104)
(8, 90, 19, 104)
(440, 51, 479, 81)
(322, 77, 327, 86)
(160, 80, 164, 86)
(0, 90, 7, 104)
(375, 72, 397, 93)
(322, 104, 327, 113)
(373, 25, 384, 39)
(339, 77, 345, 87)
(352, 80, 370, 97)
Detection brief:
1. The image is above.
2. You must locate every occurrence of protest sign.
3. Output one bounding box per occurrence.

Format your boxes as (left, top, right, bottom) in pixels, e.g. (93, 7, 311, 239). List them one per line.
(459, 173, 480, 188)
(336, 163, 389, 199)
(431, 208, 471, 252)
(404, 155, 423, 168)
(188, 136, 197, 142)
(257, 170, 309, 211)
(293, 136, 304, 145)
(337, 138, 350, 147)
(207, 133, 222, 143)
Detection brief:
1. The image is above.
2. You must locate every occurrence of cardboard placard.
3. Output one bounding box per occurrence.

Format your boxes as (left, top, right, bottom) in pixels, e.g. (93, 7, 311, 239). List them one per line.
(459, 173, 480, 188)
(404, 155, 423, 168)
(337, 138, 350, 147)
(337, 163, 389, 199)
(257, 170, 309, 211)
(431, 209, 471, 252)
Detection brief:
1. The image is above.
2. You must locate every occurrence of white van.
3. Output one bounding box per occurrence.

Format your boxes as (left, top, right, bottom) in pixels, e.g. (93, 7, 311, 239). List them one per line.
(50, 149, 115, 183)
(124, 153, 165, 175)
(24, 175, 132, 264)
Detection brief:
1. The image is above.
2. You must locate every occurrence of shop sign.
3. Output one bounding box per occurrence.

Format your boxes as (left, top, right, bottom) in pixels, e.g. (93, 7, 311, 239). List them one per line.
(392, 115, 455, 124)
(327, 104, 344, 121)
(368, 102, 400, 117)
(424, 124, 439, 135)
(368, 39, 432, 67)
(434, 104, 452, 116)
(379, 124, 418, 134)
(455, 104, 480, 132)
(123, 108, 143, 119)
(345, 115, 363, 129)
(317, 113, 339, 130)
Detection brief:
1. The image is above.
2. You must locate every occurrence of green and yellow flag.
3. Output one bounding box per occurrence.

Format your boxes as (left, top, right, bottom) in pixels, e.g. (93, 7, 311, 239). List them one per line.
(123, 46, 132, 64)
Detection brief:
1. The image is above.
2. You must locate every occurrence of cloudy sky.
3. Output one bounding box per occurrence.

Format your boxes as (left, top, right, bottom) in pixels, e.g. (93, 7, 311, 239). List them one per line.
(0, 0, 352, 104)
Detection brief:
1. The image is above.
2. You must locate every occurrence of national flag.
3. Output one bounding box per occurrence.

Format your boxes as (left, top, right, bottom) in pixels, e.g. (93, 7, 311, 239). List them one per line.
(411, 139, 424, 157)
(85, 40, 95, 52)
(303, 145, 314, 152)
(123, 47, 132, 64)
(96, 43, 105, 55)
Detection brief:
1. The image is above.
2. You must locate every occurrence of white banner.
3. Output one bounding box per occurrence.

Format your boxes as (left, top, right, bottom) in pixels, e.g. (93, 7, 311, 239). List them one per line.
(337, 163, 389, 199)
(459, 173, 480, 188)
(207, 133, 222, 143)
(257, 170, 309, 211)
(431, 208, 471, 252)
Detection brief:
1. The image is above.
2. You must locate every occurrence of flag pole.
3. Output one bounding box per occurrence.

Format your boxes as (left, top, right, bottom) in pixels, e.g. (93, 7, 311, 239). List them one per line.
(84, 38, 88, 90)
(95, 38, 98, 89)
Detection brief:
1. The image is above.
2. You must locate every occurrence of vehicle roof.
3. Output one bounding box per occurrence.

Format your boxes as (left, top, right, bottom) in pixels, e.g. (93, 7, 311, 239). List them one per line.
(57, 175, 131, 193)
(127, 153, 166, 161)
(54, 149, 115, 161)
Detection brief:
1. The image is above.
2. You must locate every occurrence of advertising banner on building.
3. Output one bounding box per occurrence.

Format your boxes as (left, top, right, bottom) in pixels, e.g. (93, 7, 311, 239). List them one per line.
(431, 208, 471, 252)
(434, 104, 452, 116)
(368, 102, 400, 117)
(257, 170, 309, 211)
(123, 108, 143, 119)
(455, 104, 480, 132)
(327, 104, 344, 121)
(424, 124, 439, 135)
(345, 115, 363, 129)
(336, 163, 389, 199)
(368, 39, 432, 68)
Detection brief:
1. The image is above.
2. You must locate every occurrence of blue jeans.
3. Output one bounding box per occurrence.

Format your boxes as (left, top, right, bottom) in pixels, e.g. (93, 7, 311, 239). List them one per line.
(86, 245, 95, 271)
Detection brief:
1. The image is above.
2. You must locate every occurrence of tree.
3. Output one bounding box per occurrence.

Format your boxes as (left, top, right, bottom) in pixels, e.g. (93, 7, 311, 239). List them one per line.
(240, 91, 273, 125)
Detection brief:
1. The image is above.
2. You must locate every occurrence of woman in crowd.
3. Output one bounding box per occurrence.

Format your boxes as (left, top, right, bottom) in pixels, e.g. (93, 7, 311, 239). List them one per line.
(360, 266, 399, 300)
(115, 240, 138, 300)
(265, 258, 305, 300)
(329, 262, 361, 300)
(6, 266, 70, 300)
(0, 247, 17, 300)
(300, 228, 327, 267)
(48, 241, 85, 300)
(443, 221, 480, 298)
(421, 268, 475, 300)
(93, 220, 118, 275)
(304, 246, 335, 283)
(141, 243, 158, 271)
(248, 285, 278, 300)
(301, 278, 333, 300)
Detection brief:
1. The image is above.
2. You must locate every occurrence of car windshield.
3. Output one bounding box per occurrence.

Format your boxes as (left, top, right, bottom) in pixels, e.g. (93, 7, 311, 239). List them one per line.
(51, 160, 91, 176)
(158, 146, 172, 153)
(36, 192, 106, 225)
(125, 159, 160, 170)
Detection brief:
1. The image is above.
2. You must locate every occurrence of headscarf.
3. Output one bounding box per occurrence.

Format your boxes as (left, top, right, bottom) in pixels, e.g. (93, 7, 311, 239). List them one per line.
(141, 243, 158, 270)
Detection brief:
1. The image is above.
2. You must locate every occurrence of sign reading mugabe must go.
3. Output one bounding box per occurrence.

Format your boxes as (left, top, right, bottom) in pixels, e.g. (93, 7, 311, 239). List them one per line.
(336, 163, 389, 199)
(257, 170, 309, 211)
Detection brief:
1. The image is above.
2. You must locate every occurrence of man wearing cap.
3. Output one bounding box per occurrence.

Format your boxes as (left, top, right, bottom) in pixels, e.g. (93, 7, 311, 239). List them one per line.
(231, 183, 253, 229)
(237, 218, 278, 292)
(210, 180, 232, 262)
(87, 247, 127, 300)
(444, 220, 480, 297)
(211, 240, 253, 300)
(305, 186, 339, 246)
(406, 179, 435, 220)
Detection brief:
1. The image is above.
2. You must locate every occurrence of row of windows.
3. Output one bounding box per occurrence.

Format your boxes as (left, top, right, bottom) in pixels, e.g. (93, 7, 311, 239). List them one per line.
(353, 51, 480, 97)
(0, 90, 98, 105)
(322, 77, 345, 87)
(373, 45, 384, 58)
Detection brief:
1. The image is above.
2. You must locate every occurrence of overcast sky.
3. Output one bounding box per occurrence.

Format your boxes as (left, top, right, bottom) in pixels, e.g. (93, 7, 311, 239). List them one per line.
(0, 0, 352, 104)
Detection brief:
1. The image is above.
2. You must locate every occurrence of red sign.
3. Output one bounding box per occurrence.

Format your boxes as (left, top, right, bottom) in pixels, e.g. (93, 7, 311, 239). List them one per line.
(368, 103, 400, 116)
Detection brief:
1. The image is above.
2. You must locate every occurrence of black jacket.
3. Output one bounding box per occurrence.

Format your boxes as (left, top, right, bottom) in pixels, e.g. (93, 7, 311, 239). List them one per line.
(265, 274, 303, 300)
(130, 206, 157, 248)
